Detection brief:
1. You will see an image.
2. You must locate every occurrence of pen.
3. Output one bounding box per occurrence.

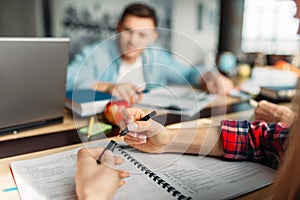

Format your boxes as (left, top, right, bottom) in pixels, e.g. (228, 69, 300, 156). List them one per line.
(119, 111, 157, 136)
(135, 88, 150, 95)
(96, 140, 118, 165)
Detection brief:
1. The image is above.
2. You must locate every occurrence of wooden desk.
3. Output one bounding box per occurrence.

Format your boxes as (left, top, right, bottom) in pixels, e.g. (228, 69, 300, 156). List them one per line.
(0, 95, 242, 142)
(2, 94, 278, 199)
(0, 140, 271, 200)
(0, 102, 273, 200)
(0, 143, 84, 200)
(0, 96, 253, 159)
(0, 109, 85, 142)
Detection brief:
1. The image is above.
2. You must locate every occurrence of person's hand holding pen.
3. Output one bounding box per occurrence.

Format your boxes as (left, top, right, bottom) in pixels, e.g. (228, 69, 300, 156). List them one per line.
(105, 82, 144, 104)
(75, 147, 129, 200)
(200, 71, 234, 94)
(119, 108, 172, 153)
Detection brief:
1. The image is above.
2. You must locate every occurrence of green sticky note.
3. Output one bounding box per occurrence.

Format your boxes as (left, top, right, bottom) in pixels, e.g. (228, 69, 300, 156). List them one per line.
(79, 122, 112, 136)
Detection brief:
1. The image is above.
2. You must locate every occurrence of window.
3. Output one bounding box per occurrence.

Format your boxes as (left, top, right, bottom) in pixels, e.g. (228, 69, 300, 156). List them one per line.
(242, 0, 299, 55)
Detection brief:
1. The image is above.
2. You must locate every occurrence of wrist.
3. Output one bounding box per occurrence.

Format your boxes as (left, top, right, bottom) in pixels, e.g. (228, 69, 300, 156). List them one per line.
(161, 126, 223, 156)
(80, 190, 110, 200)
(161, 129, 182, 153)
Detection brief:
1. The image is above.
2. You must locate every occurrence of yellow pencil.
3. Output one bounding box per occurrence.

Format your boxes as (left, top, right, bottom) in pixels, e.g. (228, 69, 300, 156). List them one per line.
(87, 116, 95, 139)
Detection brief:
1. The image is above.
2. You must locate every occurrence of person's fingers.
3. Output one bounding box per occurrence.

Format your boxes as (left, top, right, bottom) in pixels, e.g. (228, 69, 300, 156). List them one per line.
(127, 123, 138, 132)
(205, 81, 216, 93)
(134, 88, 144, 102)
(77, 147, 104, 160)
(111, 86, 123, 99)
(124, 137, 148, 145)
(121, 108, 163, 138)
(77, 148, 90, 159)
(135, 87, 143, 94)
(136, 133, 147, 140)
(122, 120, 162, 137)
(212, 82, 220, 93)
(119, 170, 129, 179)
(121, 108, 144, 123)
(101, 150, 114, 166)
(138, 93, 143, 101)
(215, 76, 225, 94)
(119, 120, 127, 131)
(130, 94, 142, 104)
(124, 134, 141, 141)
(137, 135, 147, 143)
(124, 89, 133, 103)
(255, 110, 272, 120)
(134, 120, 164, 136)
(256, 101, 273, 114)
(124, 133, 147, 144)
(124, 84, 138, 103)
(129, 122, 163, 139)
(114, 156, 124, 165)
(127, 132, 137, 138)
(202, 72, 229, 94)
(223, 78, 234, 94)
(129, 88, 140, 105)
(258, 100, 266, 105)
(255, 100, 288, 123)
(111, 83, 132, 101)
(129, 94, 137, 105)
(257, 100, 267, 108)
(259, 100, 277, 111)
(118, 180, 126, 188)
(122, 108, 141, 120)
(254, 108, 265, 117)
(118, 87, 130, 102)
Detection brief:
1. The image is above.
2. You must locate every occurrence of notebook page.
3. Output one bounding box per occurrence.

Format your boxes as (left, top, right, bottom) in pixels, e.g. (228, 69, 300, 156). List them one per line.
(10, 148, 79, 200)
(10, 142, 172, 200)
(11, 143, 275, 200)
(124, 149, 276, 200)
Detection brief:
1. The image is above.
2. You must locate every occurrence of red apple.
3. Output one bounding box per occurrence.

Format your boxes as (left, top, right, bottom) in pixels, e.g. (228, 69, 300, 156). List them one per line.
(104, 100, 130, 126)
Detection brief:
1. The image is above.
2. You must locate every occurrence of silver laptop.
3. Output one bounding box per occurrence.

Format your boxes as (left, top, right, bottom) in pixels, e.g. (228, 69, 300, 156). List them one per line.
(0, 38, 70, 135)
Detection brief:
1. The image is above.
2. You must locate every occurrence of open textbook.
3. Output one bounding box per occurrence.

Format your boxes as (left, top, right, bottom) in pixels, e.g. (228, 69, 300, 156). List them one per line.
(135, 85, 213, 116)
(11, 141, 276, 200)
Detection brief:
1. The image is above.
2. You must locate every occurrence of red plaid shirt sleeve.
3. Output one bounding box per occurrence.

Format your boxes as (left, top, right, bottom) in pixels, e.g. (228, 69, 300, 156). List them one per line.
(220, 120, 289, 169)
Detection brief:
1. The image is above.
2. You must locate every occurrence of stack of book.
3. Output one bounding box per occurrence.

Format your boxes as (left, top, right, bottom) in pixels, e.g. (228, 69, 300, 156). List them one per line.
(259, 85, 296, 102)
(65, 89, 114, 117)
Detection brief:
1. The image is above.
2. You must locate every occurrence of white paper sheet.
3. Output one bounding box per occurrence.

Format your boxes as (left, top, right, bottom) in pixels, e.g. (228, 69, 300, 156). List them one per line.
(11, 143, 276, 200)
(135, 85, 213, 116)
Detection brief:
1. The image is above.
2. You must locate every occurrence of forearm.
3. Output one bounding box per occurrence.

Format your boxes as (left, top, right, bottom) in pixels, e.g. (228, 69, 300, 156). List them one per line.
(91, 82, 114, 93)
(163, 126, 223, 157)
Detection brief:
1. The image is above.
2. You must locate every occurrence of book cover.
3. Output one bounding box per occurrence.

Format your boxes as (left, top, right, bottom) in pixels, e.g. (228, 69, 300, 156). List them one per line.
(65, 90, 114, 117)
(259, 85, 296, 101)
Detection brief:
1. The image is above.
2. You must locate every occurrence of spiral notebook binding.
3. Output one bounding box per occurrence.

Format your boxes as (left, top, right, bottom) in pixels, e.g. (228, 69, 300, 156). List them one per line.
(118, 148, 192, 200)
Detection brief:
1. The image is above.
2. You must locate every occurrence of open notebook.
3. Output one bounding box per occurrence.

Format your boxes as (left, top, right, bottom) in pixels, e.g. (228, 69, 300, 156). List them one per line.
(10, 141, 276, 200)
(135, 85, 213, 116)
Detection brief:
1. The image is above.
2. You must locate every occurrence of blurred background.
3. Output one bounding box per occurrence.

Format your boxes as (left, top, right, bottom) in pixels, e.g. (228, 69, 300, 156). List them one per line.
(0, 0, 299, 72)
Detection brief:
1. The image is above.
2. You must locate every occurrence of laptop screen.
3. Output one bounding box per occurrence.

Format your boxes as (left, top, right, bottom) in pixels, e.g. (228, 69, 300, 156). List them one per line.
(0, 38, 70, 134)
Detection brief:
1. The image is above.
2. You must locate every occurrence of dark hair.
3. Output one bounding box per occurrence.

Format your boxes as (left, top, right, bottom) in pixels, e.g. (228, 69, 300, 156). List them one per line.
(119, 3, 158, 27)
